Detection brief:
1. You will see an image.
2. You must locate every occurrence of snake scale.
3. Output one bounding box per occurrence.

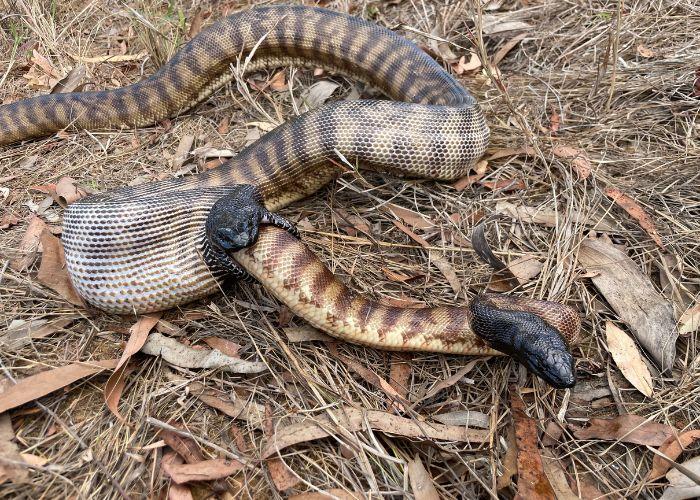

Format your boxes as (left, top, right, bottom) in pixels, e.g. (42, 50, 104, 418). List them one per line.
(0, 5, 580, 387)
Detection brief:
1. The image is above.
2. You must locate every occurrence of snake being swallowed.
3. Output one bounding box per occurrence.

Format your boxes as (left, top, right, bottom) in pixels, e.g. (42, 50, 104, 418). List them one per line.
(0, 6, 580, 387)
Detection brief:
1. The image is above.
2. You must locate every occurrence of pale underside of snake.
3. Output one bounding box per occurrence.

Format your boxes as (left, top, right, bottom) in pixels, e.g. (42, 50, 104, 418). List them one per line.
(0, 6, 580, 387)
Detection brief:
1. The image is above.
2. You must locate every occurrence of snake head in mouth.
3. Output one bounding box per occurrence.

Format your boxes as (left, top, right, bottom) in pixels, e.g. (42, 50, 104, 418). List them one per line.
(469, 294, 577, 389)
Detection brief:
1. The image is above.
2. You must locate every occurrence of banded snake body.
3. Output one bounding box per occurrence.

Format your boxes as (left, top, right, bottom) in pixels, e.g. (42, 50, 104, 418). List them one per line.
(0, 6, 580, 387)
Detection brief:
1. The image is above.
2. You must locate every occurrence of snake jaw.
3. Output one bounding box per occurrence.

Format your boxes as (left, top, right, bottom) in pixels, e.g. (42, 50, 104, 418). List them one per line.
(469, 295, 576, 388)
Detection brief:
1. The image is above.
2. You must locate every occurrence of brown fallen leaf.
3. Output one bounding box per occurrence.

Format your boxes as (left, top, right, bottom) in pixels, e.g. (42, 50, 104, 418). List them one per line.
(604, 187, 665, 249)
(104, 313, 161, 422)
(70, 52, 147, 64)
(36, 230, 86, 306)
(1, 213, 19, 230)
(283, 326, 333, 343)
(574, 414, 676, 446)
(432, 410, 490, 428)
(492, 33, 527, 67)
(678, 303, 700, 336)
(662, 456, 700, 499)
(141, 331, 267, 373)
(605, 322, 653, 397)
(549, 110, 561, 134)
(510, 389, 556, 500)
(10, 216, 47, 271)
(54, 177, 88, 206)
(161, 428, 204, 464)
(327, 343, 408, 411)
(451, 52, 481, 75)
(509, 256, 543, 285)
(541, 449, 578, 500)
(187, 7, 207, 38)
(267, 457, 300, 492)
(487, 146, 537, 161)
(50, 65, 85, 94)
(261, 407, 489, 458)
(497, 424, 518, 490)
(636, 44, 656, 58)
(1, 315, 78, 350)
(407, 455, 440, 500)
(161, 451, 193, 500)
(0, 359, 118, 413)
(649, 429, 700, 480)
(188, 382, 266, 430)
(288, 490, 364, 500)
(392, 220, 461, 294)
(167, 458, 244, 484)
(577, 237, 677, 371)
(171, 135, 195, 170)
(0, 382, 29, 484)
(387, 204, 435, 230)
(202, 337, 240, 357)
(480, 176, 526, 192)
(24, 50, 60, 89)
(418, 360, 480, 403)
(496, 201, 618, 232)
(452, 159, 488, 191)
(268, 70, 288, 91)
(389, 353, 412, 400)
(552, 144, 591, 180)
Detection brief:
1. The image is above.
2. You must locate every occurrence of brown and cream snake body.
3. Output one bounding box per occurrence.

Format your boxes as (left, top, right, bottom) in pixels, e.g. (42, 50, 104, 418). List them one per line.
(1, 6, 580, 386)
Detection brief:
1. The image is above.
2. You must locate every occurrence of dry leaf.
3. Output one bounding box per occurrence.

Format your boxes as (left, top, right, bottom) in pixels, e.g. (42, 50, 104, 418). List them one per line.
(70, 52, 147, 64)
(188, 382, 266, 430)
(496, 201, 618, 231)
(387, 204, 434, 230)
(303, 80, 339, 109)
(166, 458, 244, 484)
(549, 111, 561, 134)
(574, 414, 676, 446)
(497, 424, 518, 490)
(389, 353, 412, 400)
(288, 490, 364, 500)
(141, 331, 267, 373)
(172, 135, 194, 170)
(452, 53, 481, 74)
(487, 146, 537, 161)
(605, 322, 653, 396)
(492, 33, 527, 66)
(509, 256, 543, 285)
(1, 213, 19, 230)
(36, 229, 86, 306)
(202, 337, 240, 357)
(649, 430, 700, 480)
(187, 8, 207, 38)
(452, 160, 488, 191)
(480, 176, 526, 192)
(432, 410, 490, 428)
(541, 449, 578, 500)
(104, 313, 161, 422)
(0, 359, 118, 413)
(577, 237, 677, 371)
(1, 315, 78, 351)
(482, 14, 532, 34)
(261, 406, 489, 458)
(510, 389, 556, 500)
(50, 65, 85, 94)
(637, 44, 656, 58)
(662, 456, 700, 500)
(10, 216, 47, 271)
(419, 361, 480, 403)
(604, 187, 665, 248)
(55, 177, 88, 206)
(268, 70, 288, 91)
(327, 344, 408, 410)
(552, 144, 592, 180)
(678, 303, 700, 336)
(283, 326, 333, 343)
(407, 455, 440, 500)
(268, 458, 300, 491)
(161, 429, 204, 464)
(0, 389, 29, 484)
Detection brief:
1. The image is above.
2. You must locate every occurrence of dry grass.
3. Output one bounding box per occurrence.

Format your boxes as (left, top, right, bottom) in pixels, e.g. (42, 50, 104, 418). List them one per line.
(0, 0, 698, 498)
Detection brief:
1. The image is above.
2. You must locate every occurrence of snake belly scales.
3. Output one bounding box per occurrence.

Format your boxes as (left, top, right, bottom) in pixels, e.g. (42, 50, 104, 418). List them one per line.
(0, 5, 580, 387)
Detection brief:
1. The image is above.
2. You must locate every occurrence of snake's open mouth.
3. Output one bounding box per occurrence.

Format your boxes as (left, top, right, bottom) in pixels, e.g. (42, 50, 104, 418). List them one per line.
(469, 295, 577, 388)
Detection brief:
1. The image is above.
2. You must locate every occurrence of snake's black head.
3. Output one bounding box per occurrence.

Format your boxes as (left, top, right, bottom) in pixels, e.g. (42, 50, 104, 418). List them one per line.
(470, 296, 576, 389)
(206, 185, 266, 252)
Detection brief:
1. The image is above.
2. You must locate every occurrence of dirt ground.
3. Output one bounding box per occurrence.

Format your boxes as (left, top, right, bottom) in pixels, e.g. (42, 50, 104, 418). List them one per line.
(0, 0, 698, 498)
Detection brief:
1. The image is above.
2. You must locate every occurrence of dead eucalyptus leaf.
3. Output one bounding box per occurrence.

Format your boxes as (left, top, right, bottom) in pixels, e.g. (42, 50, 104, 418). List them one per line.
(574, 414, 675, 446)
(577, 237, 677, 371)
(605, 322, 653, 397)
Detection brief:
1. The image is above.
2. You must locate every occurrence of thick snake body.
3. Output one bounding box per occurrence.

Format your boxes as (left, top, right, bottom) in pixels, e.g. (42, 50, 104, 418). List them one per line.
(1, 6, 580, 387)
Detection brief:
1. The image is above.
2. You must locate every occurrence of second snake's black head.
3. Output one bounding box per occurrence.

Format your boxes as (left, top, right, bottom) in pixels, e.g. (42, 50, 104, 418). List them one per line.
(469, 296, 576, 389)
(206, 185, 266, 252)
